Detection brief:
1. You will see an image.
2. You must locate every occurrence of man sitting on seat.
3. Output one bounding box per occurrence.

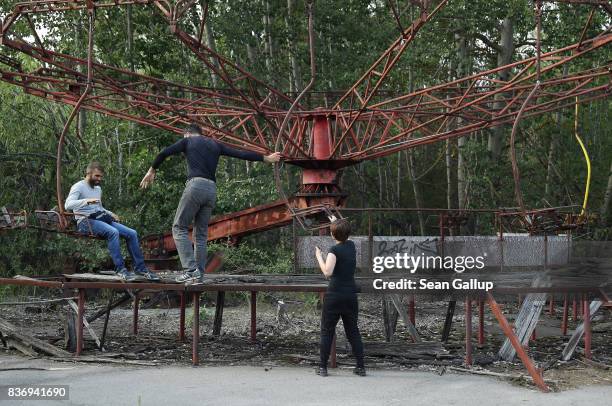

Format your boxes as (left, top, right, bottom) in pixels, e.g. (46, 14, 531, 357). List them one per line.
(65, 161, 159, 281)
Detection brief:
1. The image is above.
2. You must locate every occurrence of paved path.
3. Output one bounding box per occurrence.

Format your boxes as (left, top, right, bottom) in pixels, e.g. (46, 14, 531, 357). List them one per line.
(0, 355, 610, 406)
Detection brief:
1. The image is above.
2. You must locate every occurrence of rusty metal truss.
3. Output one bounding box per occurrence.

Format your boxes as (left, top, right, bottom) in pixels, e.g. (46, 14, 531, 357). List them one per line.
(0, 0, 609, 252)
(0, 0, 609, 164)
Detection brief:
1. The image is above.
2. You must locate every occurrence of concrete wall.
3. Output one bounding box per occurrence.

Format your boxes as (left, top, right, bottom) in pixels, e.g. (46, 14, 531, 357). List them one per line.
(296, 235, 571, 272)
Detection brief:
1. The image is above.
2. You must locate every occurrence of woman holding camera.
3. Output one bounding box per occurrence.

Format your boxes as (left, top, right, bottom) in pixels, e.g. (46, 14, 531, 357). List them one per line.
(315, 218, 365, 377)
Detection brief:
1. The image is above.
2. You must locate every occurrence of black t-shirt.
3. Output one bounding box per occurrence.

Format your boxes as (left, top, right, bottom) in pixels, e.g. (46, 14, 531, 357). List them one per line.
(151, 136, 263, 182)
(328, 240, 358, 293)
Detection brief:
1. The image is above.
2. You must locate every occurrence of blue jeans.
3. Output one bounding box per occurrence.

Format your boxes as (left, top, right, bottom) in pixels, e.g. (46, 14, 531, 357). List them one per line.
(172, 177, 216, 271)
(78, 219, 146, 272)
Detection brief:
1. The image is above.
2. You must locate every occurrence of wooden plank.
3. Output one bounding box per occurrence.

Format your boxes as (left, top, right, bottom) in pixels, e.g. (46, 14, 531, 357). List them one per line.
(63, 273, 181, 284)
(389, 294, 421, 342)
(499, 275, 550, 361)
(498, 292, 547, 361)
(362, 341, 446, 358)
(5, 338, 37, 357)
(64, 273, 126, 281)
(13, 275, 39, 281)
(448, 366, 559, 385)
(86, 292, 132, 324)
(52, 357, 159, 366)
(382, 296, 399, 341)
(66, 300, 101, 349)
(0, 317, 71, 357)
(1, 277, 63, 288)
(561, 300, 602, 361)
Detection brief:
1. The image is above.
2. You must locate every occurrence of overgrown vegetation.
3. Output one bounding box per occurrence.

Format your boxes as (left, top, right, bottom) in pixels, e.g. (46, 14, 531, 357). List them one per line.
(0, 0, 610, 278)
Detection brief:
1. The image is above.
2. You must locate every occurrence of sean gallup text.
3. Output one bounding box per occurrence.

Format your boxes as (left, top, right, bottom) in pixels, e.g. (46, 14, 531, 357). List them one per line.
(373, 278, 494, 292)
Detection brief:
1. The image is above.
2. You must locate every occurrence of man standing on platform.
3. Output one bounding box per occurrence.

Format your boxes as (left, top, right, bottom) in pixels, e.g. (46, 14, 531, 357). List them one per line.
(139, 123, 281, 283)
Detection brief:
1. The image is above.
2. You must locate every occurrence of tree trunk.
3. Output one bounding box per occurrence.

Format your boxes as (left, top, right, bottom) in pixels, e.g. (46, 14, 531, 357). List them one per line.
(263, 0, 275, 84)
(445, 60, 456, 212)
(74, 14, 87, 138)
(545, 111, 561, 200)
(204, 20, 220, 88)
(396, 152, 401, 206)
(377, 159, 383, 206)
(246, 43, 257, 67)
(601, 161, 612, 225)
(545, 66, 568, 201)
(488, 17, 514, 158)
(406, 150, 426, 236)
(385, 160, 393, 207)
(285, 0, 303, 93)
(126, 5, 135, 134)
(446, 139, 454, 210)
(403, 66, 425, 234)
(457, 137, 467, 210)
(115, 127, 123, 196)
(126, 5, 135, 73)
(327, 23, 334, 90)
(455, 32, 470, 211)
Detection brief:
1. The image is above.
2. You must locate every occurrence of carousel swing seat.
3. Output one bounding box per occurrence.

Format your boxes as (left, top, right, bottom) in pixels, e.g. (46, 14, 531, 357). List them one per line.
(33, 210, 104, 240)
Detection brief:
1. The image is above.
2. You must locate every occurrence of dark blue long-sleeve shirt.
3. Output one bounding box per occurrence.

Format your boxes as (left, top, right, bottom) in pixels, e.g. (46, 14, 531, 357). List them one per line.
(151, 136, 263, 182)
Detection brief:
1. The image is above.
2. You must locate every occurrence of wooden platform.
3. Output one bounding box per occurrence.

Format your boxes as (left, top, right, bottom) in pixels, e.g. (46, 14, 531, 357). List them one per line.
(2, 267, 610, 298)
(63, 273, 181, 284)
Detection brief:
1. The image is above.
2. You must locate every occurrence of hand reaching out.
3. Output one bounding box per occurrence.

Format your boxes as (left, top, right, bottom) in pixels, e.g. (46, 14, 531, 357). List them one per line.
(140, 168, 156, 189)
(264, 152, 282, 163)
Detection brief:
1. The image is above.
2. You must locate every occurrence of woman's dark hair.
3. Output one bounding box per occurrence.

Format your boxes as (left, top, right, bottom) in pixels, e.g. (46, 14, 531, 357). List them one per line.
(186, 122, 202, 135)
(330, 219, 350, 242)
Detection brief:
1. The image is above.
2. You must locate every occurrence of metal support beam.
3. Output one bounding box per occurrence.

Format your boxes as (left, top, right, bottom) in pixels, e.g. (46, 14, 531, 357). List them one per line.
(583, 295, 591, 359)
(99, 291, 114, 350)
(441, 301, 456, 342)
(132, 293, 139, 336)
(561, 294, 569, 336)
(465, 297, 472, 366)
(487, 293, 549, 392)
(213, 291, 225, 336)
(179, 292, 186, 342)
(76, 289, 85, 356)
(478, 299, 485, 346)
(192, 292, 200, 366)
(408, 295, 416, 327)
(250, 291, 257, 342)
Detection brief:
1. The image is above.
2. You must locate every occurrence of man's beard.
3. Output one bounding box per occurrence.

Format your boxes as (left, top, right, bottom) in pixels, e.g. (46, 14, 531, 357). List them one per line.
(88, 179, 101, 187)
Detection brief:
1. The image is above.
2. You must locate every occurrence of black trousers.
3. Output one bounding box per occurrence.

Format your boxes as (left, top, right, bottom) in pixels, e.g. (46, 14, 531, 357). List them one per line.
(320, 291, 364, 368)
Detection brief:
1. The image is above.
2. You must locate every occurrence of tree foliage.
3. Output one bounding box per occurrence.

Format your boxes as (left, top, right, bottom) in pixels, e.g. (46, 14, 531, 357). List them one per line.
(0, 0, 610, 276)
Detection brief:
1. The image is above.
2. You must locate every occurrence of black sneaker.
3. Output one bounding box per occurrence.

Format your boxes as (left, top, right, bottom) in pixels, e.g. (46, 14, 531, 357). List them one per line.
(175, 269, 203, 283)
(353, 367, 366, 376)
(134, 268, 161, 282)
(116, 268, 137, 282)
(316, 367, 328, 377)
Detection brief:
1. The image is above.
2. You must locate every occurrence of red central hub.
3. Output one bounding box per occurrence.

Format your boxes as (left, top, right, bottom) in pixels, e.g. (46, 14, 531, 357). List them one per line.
(287, 114, 353, 209)
(312, 115, 332, 159)
(303, 115, 336, 185)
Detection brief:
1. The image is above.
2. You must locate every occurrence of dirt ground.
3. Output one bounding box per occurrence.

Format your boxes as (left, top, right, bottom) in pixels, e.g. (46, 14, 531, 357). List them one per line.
(1, 291, 611, 392)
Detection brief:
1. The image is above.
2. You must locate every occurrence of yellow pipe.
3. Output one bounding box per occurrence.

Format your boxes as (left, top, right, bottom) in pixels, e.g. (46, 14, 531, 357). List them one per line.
(574, 97, 591, 217)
